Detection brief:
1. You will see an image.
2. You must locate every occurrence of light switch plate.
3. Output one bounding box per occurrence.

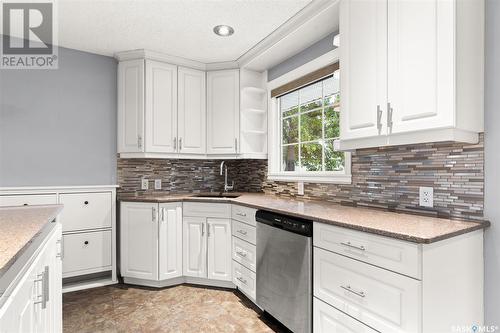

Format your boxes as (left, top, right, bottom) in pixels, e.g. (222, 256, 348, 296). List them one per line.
(297, 182, 304, 196)
(141, 178, 149, 190)
(154, 179, 162, 190)
(419, 187, 433, 207)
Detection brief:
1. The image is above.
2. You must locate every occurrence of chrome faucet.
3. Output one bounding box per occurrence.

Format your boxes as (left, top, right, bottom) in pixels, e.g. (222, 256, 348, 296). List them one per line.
(220, 161, 234, 192)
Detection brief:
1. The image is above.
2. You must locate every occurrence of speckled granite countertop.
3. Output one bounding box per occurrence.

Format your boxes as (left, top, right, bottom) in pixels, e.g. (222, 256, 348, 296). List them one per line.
(119, 193, 488, 244)
(0, 205, 63, 276)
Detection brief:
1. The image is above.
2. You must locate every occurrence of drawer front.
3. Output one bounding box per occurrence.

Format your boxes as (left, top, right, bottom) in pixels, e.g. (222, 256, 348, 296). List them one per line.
(313, 297, 378, 333)
(183, 202, 231, 218)
(232, 220, 256, 245)
(0, 194, 57, 207)
(59, 192, 112, 232)
(231, 205, 257, 226)
(232, 236, 256, 272)
(232, 260, 256, 301)
(314, 247, 421, 333)
(313, 222, 421, 279)
(62, 230, 112, 277)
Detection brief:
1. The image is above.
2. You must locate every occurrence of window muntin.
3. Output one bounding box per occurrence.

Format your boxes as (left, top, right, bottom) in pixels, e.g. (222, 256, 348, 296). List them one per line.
(279, 70, 343, 173)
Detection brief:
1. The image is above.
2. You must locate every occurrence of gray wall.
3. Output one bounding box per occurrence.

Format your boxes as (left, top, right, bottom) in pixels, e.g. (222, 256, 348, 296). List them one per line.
(484, 0, 500, 324)
(0, 41, 117, 186)
(267, 32, 337, 81)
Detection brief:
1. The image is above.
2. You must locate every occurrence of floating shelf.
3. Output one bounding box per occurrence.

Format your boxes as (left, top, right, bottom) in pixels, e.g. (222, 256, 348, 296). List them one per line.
(243, 129, 266, 135)
(242, 108, 266, 114)
(242, 86, 266, 95)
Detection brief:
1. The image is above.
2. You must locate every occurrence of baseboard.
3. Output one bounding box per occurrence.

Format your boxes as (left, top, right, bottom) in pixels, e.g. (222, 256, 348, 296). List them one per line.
(122, 276, 235, 289)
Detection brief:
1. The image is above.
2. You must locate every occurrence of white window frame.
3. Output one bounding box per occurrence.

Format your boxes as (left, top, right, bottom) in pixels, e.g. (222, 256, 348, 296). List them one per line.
(266, 48, 352, 184)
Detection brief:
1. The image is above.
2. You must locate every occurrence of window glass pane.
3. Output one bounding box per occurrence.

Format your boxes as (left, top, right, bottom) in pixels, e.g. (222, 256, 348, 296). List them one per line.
(280, 91, 299, 111)
(325, 140, 345, 171)
(283, 106, 299, 118)
(324, 107, 340, 139)
(300, 81, 322, 111)
(324, 71, 339, 97)
(282, 145, 299, 171)
(282, 116, 298, 144)
(300, 110, 322, 142)
(300, 142, 322, 171)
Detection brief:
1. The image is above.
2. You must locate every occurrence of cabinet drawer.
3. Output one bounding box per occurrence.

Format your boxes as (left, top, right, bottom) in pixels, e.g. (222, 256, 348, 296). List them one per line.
(313, 222, 421, 279)
(314, 247, 420, 333)
(314, 297, 378, 333)
(232, 220, 256, 245)
(183, 202, 231, 218)
(0, 194, 57, 207)
(58, 192, 112, 232)
(231, 205, 257, 226)
(232, 237, 256, 272)
(62, 230, 112, 278)
(232, 260, 256, 301)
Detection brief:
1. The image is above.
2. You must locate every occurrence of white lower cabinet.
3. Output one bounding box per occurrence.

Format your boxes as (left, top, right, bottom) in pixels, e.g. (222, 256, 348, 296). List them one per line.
(232, 260, 256, 301)
(120, 202, 182, 283)
(314, 297, 377, 333)
(207, 218, 232, 281)
(183, 216, 207, 278)
(0, 225, 63, 333)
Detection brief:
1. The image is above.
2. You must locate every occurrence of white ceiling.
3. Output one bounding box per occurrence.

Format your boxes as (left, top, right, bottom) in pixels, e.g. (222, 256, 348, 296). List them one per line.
(56, 0, 313, 63)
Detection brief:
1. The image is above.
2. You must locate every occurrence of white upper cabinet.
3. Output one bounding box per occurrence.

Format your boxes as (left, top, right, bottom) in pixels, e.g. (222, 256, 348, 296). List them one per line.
(159, 203, 183, 280)
(145, 60, 178, 153)
(338, 0, 484, 150)
(118, 59, 144, 153)
(207, 69, 240, 155)
(178, 67, 206, 155)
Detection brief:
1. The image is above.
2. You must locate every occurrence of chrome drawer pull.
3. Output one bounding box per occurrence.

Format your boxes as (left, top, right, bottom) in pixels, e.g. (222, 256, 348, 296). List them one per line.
(237, 276, 247, 285)
(237, 229, 248, 235)
(236, 212, 247, 217)
(341, 285, 366, 298)
(340, 241, 366, 251)
(236, 251, 247, 257)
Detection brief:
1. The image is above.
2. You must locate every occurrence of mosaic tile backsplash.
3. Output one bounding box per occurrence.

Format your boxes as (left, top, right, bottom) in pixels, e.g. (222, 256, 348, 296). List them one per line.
(117, 134, 484, 221)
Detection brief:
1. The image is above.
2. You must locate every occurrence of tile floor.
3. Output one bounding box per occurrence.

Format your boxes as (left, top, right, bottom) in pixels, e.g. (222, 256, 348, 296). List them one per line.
(63, 284, 286, 333)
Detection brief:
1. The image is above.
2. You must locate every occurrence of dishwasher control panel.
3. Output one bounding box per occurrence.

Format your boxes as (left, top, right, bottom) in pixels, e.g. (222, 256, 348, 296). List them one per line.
(256, 210, 312, 237)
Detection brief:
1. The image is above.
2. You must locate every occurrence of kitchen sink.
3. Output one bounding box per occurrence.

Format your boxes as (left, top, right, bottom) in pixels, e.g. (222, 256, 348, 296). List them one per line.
(192, 193, 241, 198)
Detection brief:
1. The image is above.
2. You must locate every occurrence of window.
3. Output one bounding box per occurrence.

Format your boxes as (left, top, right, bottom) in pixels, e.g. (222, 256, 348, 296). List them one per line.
(279, 71, 346, 173)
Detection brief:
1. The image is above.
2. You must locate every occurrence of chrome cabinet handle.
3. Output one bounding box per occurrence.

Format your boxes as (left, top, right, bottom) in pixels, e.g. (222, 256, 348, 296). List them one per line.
(202, 223, 205, 236)
(56, 239, 63, 259)
(34, 266, 49, 309)
(236, 276, 247, 284)
(138, 135, 142, 149)
(236, 251, 247, 257)
(341, 285, 366, 298)
(179, 138, 183, 150)
(237, 229, 247, 236)
(387, 102, 393, 130)
(173, 137, 177, 150)
(236, 212, 247, 217)
(160, 208, 165, 223)
(152, 207, 156, 222)
(340, 241, 366, 251)
(207, 224, 211, 237)
(234, 138, 237, 152)
(376, 105, 383, 132)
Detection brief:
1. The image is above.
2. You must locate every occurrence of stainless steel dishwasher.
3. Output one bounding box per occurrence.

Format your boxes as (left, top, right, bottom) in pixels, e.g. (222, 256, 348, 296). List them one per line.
(256, 210, 312, 333)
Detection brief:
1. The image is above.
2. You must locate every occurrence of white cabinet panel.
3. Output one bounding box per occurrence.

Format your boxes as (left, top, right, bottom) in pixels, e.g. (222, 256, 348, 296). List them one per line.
(183, 202, 231, 218)
(232, 260, 256, 301)
(207, 218, 232, 281)
(231, 205, 257, 226)
(232, 236, 256, 272)
(58, 192, 112, 232)
(118, 59, 144, 153)
(120, 202, 158, 280)
(388, 0, 454, 134)
(183, 217, 207, 278)
(145, 60, 178, 153)
(232, 220, 256, 245)
(0, 194, 57, 207)
(340, 0, 387, 140)
(313, 297, 377, 333)
(207, 69, 240, 154)
(159, 203, 183, 280)
(178, 67, 206, 154)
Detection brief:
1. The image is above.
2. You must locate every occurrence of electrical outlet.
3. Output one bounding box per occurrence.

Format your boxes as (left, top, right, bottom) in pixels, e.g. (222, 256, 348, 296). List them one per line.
(297, 182, 304, 196)
(141, 178, 149, 190)
(419, 187, 433, 207)
(154, 179, 162, 190)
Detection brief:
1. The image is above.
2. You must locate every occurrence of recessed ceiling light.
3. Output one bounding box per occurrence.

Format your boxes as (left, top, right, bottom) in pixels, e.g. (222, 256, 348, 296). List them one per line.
(213, 25, 234, 37)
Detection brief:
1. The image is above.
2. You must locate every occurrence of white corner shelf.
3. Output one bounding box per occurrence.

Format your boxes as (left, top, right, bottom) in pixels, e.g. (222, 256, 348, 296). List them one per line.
(242, 108, 266, 114)
(242, 130, 266, 135)
(242, 86, 266, 95)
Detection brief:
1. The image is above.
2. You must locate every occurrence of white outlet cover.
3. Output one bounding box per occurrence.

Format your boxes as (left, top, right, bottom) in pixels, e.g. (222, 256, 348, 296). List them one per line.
(154, 179, 162, 190)
(419, 186, 433, 208)
(141, 178, 149, 190)
(297, 182, 304, 196)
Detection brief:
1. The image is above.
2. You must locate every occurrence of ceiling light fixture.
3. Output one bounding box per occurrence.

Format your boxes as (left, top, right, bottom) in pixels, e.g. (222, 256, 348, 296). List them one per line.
(213, 25, 234, 37)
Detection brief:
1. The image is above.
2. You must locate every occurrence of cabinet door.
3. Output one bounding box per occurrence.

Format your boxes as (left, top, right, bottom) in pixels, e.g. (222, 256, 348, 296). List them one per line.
(118, 59, 145, 153)
(207, 69, 240, 154)
(145, 60, 178, 153)
(178, 67, 206, 154)
(183, 217, 207, 278)
(159, 202, 183, 280)
(120, 202, 159, 280)
(207, 218, 232, 281)
(388, 0, 454, 134)
(340, 0, 388, 140)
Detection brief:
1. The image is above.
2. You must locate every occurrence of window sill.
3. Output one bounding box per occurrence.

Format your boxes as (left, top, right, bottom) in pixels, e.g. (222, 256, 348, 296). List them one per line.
(267, 173, 352, 184)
